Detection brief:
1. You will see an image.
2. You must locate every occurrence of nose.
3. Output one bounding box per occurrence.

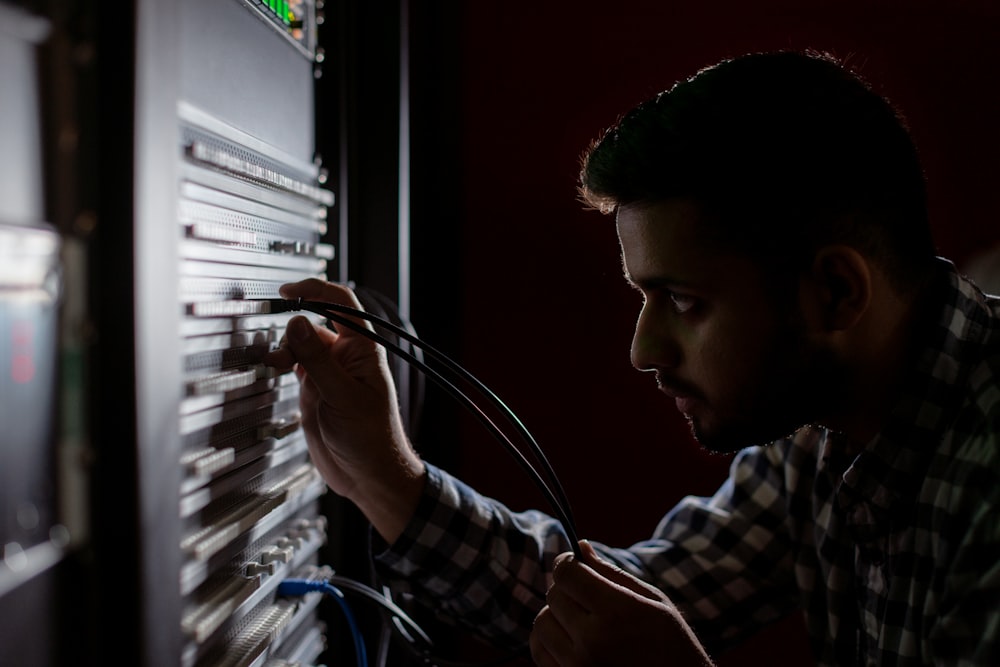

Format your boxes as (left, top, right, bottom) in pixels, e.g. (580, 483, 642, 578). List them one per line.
(630, 304, 681, 371)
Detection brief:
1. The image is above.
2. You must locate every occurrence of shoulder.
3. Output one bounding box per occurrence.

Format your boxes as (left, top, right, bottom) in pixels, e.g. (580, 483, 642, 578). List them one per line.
(725, 427, 828, 501)
(932, 407, 1000, 499)
(929, 279, 1000, 495)
(921, 379, 1000, 539)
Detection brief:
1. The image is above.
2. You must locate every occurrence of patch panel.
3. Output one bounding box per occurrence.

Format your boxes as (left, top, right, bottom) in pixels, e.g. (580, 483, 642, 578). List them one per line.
(176, 99, 333, 665)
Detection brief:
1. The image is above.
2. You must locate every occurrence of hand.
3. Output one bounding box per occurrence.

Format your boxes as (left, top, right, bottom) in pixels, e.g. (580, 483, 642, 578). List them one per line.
(530, 541, 714, 667)
(264, 279, 425, 542)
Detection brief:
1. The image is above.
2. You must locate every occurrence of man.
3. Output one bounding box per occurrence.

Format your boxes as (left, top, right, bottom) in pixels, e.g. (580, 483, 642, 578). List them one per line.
(267, 50, 1000, 665)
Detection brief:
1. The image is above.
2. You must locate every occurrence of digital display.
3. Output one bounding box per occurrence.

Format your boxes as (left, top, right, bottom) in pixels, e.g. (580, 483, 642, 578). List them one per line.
(242, 0, 315, 57)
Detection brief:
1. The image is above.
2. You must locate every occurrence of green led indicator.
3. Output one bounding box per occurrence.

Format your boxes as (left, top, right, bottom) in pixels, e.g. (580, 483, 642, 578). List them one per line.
(283, 1, 291, 24)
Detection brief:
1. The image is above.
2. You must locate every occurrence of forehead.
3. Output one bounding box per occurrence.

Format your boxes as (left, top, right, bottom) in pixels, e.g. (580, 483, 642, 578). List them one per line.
(615, 198, 741, 286)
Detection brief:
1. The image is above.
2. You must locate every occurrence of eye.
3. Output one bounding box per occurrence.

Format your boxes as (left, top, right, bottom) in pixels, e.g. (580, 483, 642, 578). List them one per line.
(669, 291, 697, 314)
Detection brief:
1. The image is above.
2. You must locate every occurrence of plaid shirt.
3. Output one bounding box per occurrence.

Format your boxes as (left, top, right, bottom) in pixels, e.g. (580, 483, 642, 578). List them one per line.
(374, 258, 1000, 666)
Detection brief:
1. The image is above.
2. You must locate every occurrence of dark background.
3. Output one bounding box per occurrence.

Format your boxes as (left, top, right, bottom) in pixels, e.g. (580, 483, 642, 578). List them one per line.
(368, 1, 1000, 664)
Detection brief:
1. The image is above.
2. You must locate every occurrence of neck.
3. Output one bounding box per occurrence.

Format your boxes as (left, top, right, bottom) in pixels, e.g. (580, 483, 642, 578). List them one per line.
(823, 276, 934, 446)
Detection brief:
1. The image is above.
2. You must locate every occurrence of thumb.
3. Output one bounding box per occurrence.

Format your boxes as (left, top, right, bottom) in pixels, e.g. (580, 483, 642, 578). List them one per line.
(284, 316, 350, 400)
(579, 540, 665, 602)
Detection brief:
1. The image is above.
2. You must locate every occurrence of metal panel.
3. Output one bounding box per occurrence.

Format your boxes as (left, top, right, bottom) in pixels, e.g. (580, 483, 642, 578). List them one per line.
(0, 6, 68, 666)
(127, 0, 336, 664)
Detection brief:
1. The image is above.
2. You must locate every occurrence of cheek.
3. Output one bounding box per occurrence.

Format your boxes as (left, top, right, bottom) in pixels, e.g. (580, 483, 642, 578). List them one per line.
(695, 318, 791, 397)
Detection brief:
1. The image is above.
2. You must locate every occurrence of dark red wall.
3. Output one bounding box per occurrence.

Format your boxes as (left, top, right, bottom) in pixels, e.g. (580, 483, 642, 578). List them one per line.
(407, 2, 1000, 664)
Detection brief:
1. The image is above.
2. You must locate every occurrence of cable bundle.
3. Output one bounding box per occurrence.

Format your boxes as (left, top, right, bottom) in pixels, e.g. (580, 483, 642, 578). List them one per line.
(278, 575, 528, 667)
(267, 297, 582, 558)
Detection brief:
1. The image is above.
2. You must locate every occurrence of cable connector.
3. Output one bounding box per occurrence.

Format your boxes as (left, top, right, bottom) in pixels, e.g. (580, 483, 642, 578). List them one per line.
(263, 298, 303, 314)
(277, 577, 328, 597)
(277, 577, 367, 667)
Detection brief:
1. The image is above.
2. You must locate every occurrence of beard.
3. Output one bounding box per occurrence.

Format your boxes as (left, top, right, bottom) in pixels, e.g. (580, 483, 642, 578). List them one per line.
(684, 409, 812, 454)
(683, 319, 847, 455)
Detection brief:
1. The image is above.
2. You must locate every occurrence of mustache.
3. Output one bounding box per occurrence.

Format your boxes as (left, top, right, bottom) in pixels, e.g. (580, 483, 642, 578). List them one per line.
(654, 373, 701, 398)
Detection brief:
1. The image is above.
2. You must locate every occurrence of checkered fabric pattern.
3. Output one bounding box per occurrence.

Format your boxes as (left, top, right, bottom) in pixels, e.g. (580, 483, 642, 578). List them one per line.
(374, 258, 1000, 666)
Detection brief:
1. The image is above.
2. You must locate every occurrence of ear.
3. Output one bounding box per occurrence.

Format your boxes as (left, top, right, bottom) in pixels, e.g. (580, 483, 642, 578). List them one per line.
(803, 245, 872, 332)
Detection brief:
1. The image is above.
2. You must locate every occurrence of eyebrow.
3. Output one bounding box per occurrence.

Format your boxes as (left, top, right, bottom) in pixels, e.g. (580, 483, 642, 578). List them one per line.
(622, 270, 693, 293)
(620, 253, 698, 292)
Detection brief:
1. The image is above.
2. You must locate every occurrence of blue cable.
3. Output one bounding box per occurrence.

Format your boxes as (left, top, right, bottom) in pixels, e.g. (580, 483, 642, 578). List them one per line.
(278, 578, 368, 667)
(280, 575, 529, 666)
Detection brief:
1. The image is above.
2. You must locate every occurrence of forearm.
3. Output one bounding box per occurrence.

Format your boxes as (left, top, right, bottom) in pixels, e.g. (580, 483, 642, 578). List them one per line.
(347, 446, 428, 545)
(373, 464, 571, 647)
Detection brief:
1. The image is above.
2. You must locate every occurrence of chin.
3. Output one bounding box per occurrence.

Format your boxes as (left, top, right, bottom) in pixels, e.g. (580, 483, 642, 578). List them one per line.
(686, 420, 745, 454)
(689, 416, 804, 454)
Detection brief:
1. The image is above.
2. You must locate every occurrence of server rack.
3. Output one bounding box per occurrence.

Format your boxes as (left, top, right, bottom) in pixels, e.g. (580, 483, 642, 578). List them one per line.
(0, 6, 66, 666)
(0, 0, 410, 665)
(95, 1, 338, 665)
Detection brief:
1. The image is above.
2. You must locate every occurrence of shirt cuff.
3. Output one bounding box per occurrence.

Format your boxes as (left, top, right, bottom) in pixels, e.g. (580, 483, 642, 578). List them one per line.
(371, 462, 456, 568)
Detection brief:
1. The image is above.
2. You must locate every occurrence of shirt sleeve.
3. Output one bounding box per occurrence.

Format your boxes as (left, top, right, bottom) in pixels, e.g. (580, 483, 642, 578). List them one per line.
(373, 444, 803, 652)
(609, 441, 804, 651)
(372, 463, 572, 647)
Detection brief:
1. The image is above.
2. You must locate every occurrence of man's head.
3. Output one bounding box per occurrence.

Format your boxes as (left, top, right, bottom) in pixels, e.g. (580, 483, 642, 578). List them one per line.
(580, 50, 936, 294)
(581, 51, 938, 451)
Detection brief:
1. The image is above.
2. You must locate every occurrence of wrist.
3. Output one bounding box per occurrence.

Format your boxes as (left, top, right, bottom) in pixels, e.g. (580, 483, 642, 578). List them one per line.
(350, 449, 427, 545)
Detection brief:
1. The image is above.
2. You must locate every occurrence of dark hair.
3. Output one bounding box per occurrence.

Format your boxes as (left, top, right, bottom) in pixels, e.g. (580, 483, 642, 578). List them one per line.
(579, 50, 936, 291)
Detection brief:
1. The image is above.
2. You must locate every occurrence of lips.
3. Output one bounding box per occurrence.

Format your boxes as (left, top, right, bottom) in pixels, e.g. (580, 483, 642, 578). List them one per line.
(655, 374, 700, 414)
(673, 396, 698, 415)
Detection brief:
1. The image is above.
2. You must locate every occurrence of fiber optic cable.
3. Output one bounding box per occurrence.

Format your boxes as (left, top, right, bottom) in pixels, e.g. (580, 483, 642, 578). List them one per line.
(265, 297, 583, 559)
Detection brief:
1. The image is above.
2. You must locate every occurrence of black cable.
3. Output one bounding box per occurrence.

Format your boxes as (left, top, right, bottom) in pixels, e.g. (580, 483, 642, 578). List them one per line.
(282, 576, 492, 667)
(324, 575, 530, 667)
(354, 286, 426, 438)
(289, 298, 582, 558)
(265, 297, 582, 558)
(325, 575, 434, 646)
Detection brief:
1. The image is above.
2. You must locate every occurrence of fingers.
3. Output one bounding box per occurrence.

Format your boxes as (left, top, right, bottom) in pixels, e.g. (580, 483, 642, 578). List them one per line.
(280, 315, 353, 404)
(547, 560, 592, 626)
(579, 539, 600, 562)
(532, 549, 608, 665)
(549, 548, 608, 610)
(280, 279, 380, 348)
(280, 279, 367, 326)
(296, 367, 322, 442)
(279, 278, 363, 307)
(578, 540, 666, 603)
(264, 278, 353, 373)
(536, 544, 706, 666)
(263, 341, 296, 373)
(533, 553, 586, 667)
(550, 542, 669, 616)
(530, 604, 576, 667)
